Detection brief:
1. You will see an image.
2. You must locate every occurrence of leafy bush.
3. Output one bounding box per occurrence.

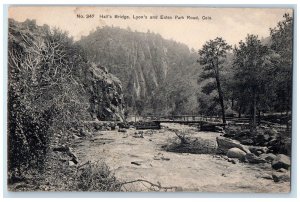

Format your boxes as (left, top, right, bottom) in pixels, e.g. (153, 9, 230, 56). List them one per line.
(8, 19, 90, 181)
(75, 161, 121, 191)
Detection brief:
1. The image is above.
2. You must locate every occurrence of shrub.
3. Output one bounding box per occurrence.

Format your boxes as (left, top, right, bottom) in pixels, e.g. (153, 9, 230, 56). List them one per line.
(75, 161, 121, 191)
(8, 19, 90, 181)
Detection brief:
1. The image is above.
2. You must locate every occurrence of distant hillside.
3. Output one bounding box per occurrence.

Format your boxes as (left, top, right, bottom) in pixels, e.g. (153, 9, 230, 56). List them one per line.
(77, 26, 201, 115)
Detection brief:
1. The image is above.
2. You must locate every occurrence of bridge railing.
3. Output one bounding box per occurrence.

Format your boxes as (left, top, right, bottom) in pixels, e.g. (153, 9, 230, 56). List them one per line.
(142, 115, 224, 123)
(141, 115, 260, 124)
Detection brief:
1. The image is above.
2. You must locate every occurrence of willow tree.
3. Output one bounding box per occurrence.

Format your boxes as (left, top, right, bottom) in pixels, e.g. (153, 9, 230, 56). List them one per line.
(198, 37, 232, 123)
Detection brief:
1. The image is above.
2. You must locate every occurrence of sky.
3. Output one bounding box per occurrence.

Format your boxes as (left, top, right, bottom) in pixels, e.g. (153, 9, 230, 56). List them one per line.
(8, 6, 293, 49)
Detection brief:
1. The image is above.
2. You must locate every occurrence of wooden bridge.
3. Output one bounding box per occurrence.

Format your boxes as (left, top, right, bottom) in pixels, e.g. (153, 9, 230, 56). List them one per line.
(127, 114, 287, 126)
(141, 115, 249, 125)
(134, 115, 229, 131)
(137, 115, 290, 132)
(83, 114, 290, 132)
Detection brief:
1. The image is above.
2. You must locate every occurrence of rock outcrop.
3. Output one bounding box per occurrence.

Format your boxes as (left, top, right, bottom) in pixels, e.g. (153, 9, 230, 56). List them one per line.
(84, 63, 125, 121)
(77, 26, 200, 115)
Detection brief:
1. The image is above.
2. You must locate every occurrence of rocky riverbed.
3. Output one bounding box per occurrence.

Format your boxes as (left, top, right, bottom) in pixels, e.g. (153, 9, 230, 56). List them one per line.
(73, 123, 291, 192)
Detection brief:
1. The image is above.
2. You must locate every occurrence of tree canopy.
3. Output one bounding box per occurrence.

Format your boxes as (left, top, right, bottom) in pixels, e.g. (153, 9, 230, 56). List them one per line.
(197, 13, 293, 128)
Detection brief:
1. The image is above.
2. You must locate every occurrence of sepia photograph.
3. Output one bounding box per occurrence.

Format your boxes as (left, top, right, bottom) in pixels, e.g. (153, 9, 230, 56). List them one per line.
(6, 6, 294, 193)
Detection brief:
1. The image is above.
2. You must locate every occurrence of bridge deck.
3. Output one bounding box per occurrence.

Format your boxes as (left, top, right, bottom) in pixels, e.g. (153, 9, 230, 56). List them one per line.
(154, 120, 204, 124)
(153, 120, 226, 126)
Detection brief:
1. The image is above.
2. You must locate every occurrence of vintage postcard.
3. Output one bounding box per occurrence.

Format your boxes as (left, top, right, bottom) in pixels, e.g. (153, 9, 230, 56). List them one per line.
(7, 6, 293, 192)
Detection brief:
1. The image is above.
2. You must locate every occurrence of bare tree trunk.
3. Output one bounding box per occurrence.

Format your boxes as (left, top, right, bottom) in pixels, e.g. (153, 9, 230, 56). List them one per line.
(252, 89, 257, 129)
(285, 110, 289, 130)
(215, 74, 226, 124)
(285, 84, 290, 131)
(258, 110, 261, 126)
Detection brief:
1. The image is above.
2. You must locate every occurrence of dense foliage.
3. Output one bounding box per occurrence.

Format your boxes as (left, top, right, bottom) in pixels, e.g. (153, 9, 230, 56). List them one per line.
(269, 13, 293, 127)
(8, 19, 124, 182)
(197, 13, 293, 127)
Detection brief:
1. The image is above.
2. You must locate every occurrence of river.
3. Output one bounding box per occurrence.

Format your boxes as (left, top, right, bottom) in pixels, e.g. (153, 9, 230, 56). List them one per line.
(73, 123, 290, 192)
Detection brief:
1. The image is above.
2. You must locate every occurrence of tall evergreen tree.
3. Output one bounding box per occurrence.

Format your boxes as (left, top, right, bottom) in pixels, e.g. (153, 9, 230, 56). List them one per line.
(270, 13, 293, 129)
(198, 37, 232, 123)
(233, 35, 272, 128)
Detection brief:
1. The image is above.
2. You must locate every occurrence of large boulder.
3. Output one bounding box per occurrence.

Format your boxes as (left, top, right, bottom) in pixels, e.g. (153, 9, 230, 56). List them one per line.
(267, 136, 291, 155)
(244, 153, 266, 164)
(226, 147, 246, 159)
(216, 136, 250, 154)
(272, 154, 291, 170)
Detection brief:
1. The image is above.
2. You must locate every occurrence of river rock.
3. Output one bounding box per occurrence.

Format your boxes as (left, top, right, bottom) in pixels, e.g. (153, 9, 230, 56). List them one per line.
(68, 161, 76, 166)
(265, 128, 278, 137)
(260, 173, 273, 180)
(53, 146, 78, 164)
(227, 158, 238, 164)
(256, 133, 270, 142)
(249, 146, 268, 156)
(260, 153, 277, 163)
(79, 128, 91, 137)
(216, 136, 250, 154)
(224, 126, 241, 138)
(72, 134, 81, 140)
(244, 153, 266, 164)
(226, 147, 246, 159)
(277, 168, 288, 173)
(118, 128, 127, 133)
(240, 139, 254, 145)
(272, 171, 290, 182)
(272, 154, 291, 170)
